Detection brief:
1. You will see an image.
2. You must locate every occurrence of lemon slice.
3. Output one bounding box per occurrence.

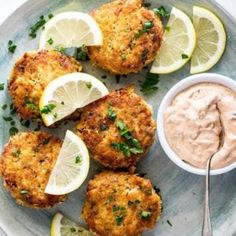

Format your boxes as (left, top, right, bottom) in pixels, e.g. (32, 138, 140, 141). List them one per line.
(39, 72, 109, 126)
(45, 130, 89, 195)
(190, 6, 226, 74)
(39, 11, 103, 49)
(51, 212, 94, 236)
(150, 7, 196, 74)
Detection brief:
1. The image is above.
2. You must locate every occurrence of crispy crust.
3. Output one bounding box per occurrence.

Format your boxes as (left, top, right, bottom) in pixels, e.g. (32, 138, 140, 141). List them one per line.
(8, 50, 82, 120)
(82, 171, 162, 236)
(88, 0, 163, 74)
(76, 87, 156, 169)
(0, 131, 66, 209)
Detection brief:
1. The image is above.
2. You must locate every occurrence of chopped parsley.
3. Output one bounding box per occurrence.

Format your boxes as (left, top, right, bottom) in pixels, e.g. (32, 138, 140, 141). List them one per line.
(153, 6, 170, 18)
(107, 107, 117, 121)
(140, 72, 159, 95)
(3, 116, 12, 122)
(76, 45, 89, 61)
(165, 26, 171, 32)
(47, 38, 54, 45)
(75, 155, 82, 164)
(85, 82, 92, 89)
(20, 189, 28, 195)
(167, 219, 173, 226)
(8, 40, 17, 53)
(113, 206, 127, 226)
(140, 211, 152, 219)
(135, 21, 154, 39)
(25, 100, 38, 110)
(2, 104, 7, 110)
(55, 45, 65, 53)
(40, 104, 56, 114)
(12, 149, 21, 158)
(48, 13, 54, 19)
(0, 83, 4, 90)
(53, 113, 58, 118)
(182, 54, 189, 59)
(9, 127, 19, 136)
(29, 15, 46, 38)
(111, 120, 143, 156)
(61, 101, 65, 105)
(10, 121, 15, 126)
(70, 227, 76, 233)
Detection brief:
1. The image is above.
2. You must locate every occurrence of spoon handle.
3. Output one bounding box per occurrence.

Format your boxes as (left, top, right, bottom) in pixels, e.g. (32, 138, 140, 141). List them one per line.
(202, 157, 213, 236)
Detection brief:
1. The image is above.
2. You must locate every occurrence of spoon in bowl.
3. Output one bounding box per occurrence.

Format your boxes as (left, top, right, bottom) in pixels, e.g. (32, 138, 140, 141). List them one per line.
(201, 154, 214, 236)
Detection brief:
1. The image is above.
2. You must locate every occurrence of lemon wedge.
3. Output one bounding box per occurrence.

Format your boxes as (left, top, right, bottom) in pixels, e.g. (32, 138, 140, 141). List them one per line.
(39, 11, 103, 49)
(45, 130, 89, 195)
(150, 7, 196, 74)
(39, 72, 109, 126)
(190, 6, 226, 74)
(51, 212, 94, 236)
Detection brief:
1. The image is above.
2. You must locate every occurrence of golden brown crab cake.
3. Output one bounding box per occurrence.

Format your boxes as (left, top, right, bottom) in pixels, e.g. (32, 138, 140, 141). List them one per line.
(0, 131, 66, 209)
(8, 50, 82, 121)
(76, 87, 156, 169)
(82, 171, 162, 236)
(88, 0, 163, 74)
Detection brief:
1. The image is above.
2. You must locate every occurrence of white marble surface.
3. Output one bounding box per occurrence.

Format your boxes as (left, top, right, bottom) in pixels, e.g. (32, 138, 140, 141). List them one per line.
(0, 0, 236, 24)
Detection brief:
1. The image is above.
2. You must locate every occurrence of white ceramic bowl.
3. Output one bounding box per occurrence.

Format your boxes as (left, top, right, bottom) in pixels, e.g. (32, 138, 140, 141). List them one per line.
(157, 73, 236, 175)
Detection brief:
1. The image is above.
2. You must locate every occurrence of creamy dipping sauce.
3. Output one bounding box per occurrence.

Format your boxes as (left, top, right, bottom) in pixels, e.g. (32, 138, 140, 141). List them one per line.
(164, 82, 236, 169)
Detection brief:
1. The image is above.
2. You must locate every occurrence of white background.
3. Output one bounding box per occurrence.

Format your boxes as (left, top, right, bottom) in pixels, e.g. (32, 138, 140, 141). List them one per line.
(0, 0, 236, 24)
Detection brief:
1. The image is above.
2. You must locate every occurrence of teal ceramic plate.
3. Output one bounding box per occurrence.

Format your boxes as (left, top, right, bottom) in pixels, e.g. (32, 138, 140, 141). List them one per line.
(0, 0, 235, 235)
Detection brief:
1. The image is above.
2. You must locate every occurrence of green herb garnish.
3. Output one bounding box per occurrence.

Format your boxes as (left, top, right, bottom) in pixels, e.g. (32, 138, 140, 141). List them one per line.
(40, 104, 56, 114)
(3, 116, 13, 122)
(0, 83, 4, 90)
(9, 127, 19, 136)
(107, 107, 117, 121)
(75, 155, 82, 164)
(2, 104, 7, 110)
(167, 219, 173, 226)
(144, 2, 151, 7)
(12, 149, 21, 158)
(25, 100, 38, 110)
(29, 15, 46, 38)
(48, 13, 54, 19)
(140, 211, 152, 219)
(128, 199, 141, 206)
(113, 206, 127, 226)
(47, 38, 54, 45)
(85, 82, 92, 89)
(111, 120, 143, 156)
(153, 6, 170, 18)
(76, 45, 89, 61)
(70, 227, 76, 233)
(135, 21, 154, 39)
(140, 72, 159, 95)
(8, 40, 17, 53)
(181, 54, 189, 59)
(10, 121, 16, 126)
(165, 26, 171, 31)
(55, 45, 65, 53)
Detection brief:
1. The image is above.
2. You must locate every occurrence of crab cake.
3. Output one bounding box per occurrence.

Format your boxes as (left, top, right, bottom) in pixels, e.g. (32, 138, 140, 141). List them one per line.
(76, 87, 156, 169)
(0, 131, 66, 208)
(88, 0, 163, 74)
(83, 171, 162, 236)
(8, 50, 82, 120)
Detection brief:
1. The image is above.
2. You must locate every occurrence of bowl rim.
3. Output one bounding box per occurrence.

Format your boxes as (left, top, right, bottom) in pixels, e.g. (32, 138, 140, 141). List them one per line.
(157, 73, 236, 176)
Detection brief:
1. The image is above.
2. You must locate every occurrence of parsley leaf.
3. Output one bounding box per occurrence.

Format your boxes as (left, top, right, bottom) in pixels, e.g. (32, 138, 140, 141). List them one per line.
(8, 40, 17, 53)
(153, 6, 170, 18)
(181, 54, 189, 59)
(107, 107, 117, 121)
(140, 211, 152, 219)
(40, 104, 56, 114)
(29, 15, 46, 38)
(0, 83, 4, 90)
(140, 72, 159, 95)
(135, 21, 154, 39)
(76, 45, 89, 61)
